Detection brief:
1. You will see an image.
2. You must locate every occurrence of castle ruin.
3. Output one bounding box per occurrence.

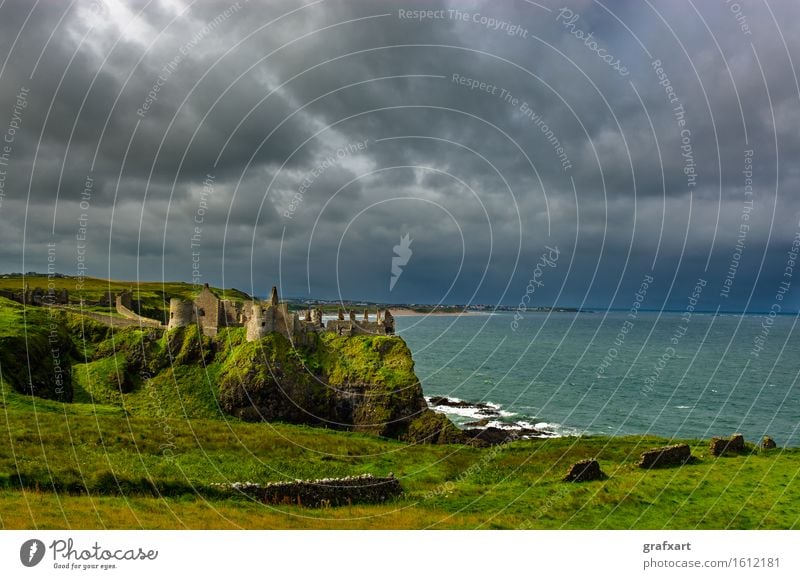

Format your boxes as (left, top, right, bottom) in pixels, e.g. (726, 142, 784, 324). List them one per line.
(1, 279, 394, 342)
(169, 284, 394, 342)
(168, 283, 243, 337)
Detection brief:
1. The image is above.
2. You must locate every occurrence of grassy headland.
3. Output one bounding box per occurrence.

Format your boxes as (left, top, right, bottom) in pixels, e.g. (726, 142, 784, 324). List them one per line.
(0, 282, 798, 529)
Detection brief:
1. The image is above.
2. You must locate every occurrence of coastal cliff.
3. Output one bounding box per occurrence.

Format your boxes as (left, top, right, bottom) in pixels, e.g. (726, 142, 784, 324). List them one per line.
(0, 296, 459, 443)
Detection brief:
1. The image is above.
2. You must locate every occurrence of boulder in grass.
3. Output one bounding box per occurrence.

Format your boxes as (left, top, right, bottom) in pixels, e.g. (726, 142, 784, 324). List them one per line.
(710, 433, 746, 456)
(638, 444, 693, 469)
(761, 436, 777, 450)
(563, 459, 606, 482)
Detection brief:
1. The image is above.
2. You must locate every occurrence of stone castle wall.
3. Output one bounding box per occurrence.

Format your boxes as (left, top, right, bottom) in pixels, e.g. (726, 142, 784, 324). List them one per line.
(115, 293, 164, 328)
(164, 285, 395, 342)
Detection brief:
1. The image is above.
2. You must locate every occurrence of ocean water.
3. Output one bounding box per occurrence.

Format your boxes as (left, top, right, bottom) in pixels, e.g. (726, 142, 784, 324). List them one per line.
(395, 311, 800, 446)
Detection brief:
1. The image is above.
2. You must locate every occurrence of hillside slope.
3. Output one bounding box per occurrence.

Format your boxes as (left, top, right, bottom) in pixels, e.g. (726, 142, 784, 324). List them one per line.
(0, 296, 457, 442)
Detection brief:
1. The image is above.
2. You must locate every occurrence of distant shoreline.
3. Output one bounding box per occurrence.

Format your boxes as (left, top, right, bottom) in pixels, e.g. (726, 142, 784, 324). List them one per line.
(389, 308, 489, 317)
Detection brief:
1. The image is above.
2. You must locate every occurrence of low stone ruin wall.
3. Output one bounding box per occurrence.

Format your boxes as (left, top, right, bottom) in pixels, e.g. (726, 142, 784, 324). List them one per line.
(256, 474, 402, 508)
(710, 434, 745, 456)
(638, 444, 693, 469)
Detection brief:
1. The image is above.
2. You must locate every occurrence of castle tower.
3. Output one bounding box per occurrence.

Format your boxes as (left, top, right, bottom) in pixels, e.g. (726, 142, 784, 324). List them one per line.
(246, 301, 268, 341)
(269, 286, 279, 306)
(168, 298, 195, 330)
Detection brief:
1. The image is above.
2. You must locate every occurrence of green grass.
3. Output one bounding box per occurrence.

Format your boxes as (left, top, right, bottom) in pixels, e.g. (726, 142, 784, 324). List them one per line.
(0, 392, 798, 529)
(0, 275, 251, 321)
(1, 284, 799, 529)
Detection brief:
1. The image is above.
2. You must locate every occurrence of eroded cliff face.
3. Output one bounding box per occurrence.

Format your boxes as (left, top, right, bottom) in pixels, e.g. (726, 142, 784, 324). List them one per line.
(217, 332, 461, 442)
(0, 296, 460, 444)
(0, 298, 74, 402)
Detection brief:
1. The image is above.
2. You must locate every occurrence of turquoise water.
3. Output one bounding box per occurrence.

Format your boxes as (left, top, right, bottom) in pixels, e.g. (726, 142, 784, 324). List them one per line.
(395, 312, 800, 446)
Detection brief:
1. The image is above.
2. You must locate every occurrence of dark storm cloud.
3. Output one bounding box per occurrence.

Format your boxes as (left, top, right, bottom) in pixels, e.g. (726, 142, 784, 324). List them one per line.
(0, 0, 798, 311)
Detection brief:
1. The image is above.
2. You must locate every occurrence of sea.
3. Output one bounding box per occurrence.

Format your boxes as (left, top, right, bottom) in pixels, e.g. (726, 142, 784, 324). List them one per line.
(395, 311, 800, 446)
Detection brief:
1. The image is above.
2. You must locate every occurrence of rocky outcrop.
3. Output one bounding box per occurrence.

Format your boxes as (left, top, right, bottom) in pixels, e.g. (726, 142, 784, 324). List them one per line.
(638, 444, 693, 469)
(217, 332, 457, 442)
(761, 436, 777, 450)
(710, 433, 746, 456)
(563, 459, 606, 482)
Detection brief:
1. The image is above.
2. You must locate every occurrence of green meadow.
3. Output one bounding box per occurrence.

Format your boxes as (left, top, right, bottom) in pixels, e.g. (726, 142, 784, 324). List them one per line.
(0, 280, 798, 529)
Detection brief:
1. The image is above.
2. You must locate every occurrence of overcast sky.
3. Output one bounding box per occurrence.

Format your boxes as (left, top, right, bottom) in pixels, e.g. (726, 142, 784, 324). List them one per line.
(0, 0, 798, 311)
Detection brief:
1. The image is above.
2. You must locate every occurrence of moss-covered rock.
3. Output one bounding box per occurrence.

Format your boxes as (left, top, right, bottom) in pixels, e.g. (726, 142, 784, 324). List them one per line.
(217, 332, 448, 441)
(404, 409, 465, 444)
(0, 294, 461, 444)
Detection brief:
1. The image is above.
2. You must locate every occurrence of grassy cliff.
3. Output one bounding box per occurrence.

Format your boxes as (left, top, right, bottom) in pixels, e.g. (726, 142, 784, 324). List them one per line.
(0, 295, 452, 441)
(2, 292, 798, 529)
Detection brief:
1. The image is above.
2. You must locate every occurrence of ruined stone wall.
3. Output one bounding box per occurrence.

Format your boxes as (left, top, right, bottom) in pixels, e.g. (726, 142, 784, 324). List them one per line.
(115, 295, 164, 328)
(117, 290, 134, 310)
(245, 300, 299, 342)
(221, 300, 241, 325)
(194, 285, 222, 337)
(638, 444, 693, 469)
(326, 318, 392, 336)
(255, 475, 401, 507)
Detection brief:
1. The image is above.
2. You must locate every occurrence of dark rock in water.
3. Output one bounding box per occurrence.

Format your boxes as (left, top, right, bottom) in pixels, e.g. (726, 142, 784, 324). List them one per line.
(710, 433, 746, 456)
(638, 444, 693, 469)
(429, 396, 469, 408)
(428, 396, 501, 417)
(464, 418, 492, 427)
(563, 459, 606, 482)
(761, 436, 777, 450)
